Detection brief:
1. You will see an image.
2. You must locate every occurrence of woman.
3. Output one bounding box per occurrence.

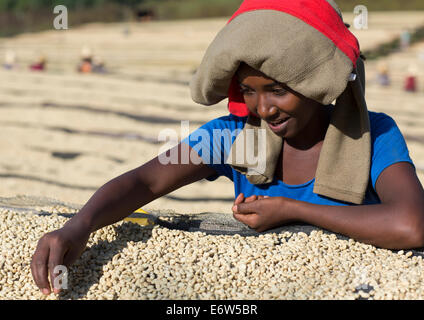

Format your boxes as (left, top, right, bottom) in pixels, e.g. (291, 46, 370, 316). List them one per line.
(31, 0, 424, 295)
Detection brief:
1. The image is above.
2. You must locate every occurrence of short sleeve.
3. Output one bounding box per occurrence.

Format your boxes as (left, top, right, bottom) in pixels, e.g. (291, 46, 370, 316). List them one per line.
(181, 114, 246, 181)
(370, 112, 416, 190)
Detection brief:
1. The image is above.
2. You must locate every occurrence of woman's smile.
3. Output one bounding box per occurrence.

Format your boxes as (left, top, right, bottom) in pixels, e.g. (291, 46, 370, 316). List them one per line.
(267, 117, 291, 134)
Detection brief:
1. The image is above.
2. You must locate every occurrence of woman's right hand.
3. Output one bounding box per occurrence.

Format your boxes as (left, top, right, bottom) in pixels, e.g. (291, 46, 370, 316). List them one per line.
(30, 220, 91, 295)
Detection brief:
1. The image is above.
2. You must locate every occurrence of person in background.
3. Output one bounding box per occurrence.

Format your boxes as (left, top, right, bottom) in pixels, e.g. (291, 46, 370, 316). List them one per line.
(29, 55, 46, 71)
(404, 64, 418, 92)
(92, 56, 107, 74)
(77, 46, 93, 74)
(3, 50, 16, 70)
(376, 61, 390, 87)
(136, 9, 154, 22)
(30, 0, 424, 296)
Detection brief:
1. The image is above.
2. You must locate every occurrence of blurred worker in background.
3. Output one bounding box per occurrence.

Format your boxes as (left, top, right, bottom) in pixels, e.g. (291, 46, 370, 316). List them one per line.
(77, 46, 93, 74)
(29, 55, 47, 71)
(376, 61, 391, 87)
(92, 55, 107, 74)
(3, 50, 16, 70)
(400, 29, 411, 51)
(136, 9, 155, 22)
(404, 64, 418, 92)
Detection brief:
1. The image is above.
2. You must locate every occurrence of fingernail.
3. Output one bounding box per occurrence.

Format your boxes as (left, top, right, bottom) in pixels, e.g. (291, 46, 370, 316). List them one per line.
(232, 205, 237, 212)
(42, 288, 50, 295)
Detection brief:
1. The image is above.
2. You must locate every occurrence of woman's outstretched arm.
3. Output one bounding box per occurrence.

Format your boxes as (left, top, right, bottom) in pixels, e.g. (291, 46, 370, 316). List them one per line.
(76, 144, 216, 233)
(233, 162, 424, 249)
(31, 143, 215, 295)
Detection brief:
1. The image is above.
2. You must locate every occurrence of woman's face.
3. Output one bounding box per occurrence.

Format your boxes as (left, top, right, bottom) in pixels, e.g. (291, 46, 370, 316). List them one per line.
(236, 63, 323, 139)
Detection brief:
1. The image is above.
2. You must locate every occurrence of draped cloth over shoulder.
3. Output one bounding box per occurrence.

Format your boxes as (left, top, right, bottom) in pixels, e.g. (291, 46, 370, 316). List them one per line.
(189, 0, 371, 205)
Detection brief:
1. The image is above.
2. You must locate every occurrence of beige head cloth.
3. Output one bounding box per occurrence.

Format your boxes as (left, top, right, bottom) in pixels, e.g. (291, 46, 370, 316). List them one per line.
(190, 0, 371, 204)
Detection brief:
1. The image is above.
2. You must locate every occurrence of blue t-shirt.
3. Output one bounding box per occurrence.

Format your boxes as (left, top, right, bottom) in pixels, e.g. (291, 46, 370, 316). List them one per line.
(181, 111, 416, 206)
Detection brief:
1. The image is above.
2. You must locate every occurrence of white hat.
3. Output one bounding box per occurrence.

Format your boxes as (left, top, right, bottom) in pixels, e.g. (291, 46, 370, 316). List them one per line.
(408, 64, 418, 76)
(377, 61, 389, 73)
(81, 46, 93, 59)
(5, 50, 16, 64)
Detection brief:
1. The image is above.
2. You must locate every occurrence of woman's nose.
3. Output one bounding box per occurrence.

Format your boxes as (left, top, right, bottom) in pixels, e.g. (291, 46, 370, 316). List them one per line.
(257, 95, 278, 119)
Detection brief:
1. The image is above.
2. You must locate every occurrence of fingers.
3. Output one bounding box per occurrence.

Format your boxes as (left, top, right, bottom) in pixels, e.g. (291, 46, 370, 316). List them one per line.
(233, 194, 244, 213)
(234, 193, 257, 204)
(233, 200, 258, 215)
(234, 193, 245, 206)
(233, 211, 258, 229)
(62, 248, 78, 268)
(30, 239, 51, 295)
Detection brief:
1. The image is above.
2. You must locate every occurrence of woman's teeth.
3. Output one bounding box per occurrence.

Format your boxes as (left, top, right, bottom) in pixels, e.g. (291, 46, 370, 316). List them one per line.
(268, 118, 290, 131)
(270, 118, 288, 125)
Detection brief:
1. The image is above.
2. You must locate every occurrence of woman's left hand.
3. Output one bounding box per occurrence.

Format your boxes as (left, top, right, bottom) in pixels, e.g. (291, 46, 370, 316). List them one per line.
(232, 193, 295, 232)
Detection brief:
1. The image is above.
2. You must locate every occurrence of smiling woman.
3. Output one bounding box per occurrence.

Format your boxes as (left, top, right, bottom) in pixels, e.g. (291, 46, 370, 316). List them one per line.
(185, 0, 424, 246)
(30, 0, 424, 296)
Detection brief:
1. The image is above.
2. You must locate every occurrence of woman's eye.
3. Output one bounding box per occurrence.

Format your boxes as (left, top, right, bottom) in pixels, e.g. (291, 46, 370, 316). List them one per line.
(240, 88, 253, 95)
(239, 87, 286, 96)
(272, 89, 287, 96)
